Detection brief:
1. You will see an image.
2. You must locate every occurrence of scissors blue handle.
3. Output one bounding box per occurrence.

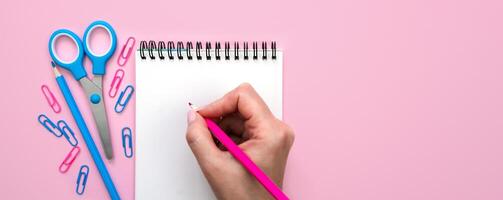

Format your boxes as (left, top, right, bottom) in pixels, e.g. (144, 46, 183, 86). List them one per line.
(48, 20, 117, 80)
(48, 30, 86, 80)
(83, 21, 117, 75)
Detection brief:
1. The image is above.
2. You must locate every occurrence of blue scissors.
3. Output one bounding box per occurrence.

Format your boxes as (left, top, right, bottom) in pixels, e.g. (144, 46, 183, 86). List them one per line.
(48, 20, 117, 160)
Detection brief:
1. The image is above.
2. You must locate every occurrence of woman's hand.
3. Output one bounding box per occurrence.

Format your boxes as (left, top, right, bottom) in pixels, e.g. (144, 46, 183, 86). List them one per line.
(186, 83, 295, 200)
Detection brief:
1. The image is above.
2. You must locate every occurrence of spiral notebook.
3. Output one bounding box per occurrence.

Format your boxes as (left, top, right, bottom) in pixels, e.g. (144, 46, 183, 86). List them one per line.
(135, 41, 283, 199)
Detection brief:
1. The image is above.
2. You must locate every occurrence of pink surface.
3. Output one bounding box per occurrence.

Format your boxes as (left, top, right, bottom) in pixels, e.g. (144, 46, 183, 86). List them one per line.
(1, 0, 503, 199)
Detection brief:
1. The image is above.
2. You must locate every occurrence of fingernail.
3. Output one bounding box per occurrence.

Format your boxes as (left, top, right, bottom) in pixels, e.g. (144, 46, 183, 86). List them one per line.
(187, 110, 197, 124)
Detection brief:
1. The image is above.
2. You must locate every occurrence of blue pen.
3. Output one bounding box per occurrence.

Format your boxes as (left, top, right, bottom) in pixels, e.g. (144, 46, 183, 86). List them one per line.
(51, 63, 121, 200)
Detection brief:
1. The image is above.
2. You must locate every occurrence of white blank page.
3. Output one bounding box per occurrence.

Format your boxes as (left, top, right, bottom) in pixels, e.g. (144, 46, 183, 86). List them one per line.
(135, 50, 283, 200)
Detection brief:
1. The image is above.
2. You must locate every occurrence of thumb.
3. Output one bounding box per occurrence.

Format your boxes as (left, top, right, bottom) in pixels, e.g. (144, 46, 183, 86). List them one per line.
(186, 110, 221, 163)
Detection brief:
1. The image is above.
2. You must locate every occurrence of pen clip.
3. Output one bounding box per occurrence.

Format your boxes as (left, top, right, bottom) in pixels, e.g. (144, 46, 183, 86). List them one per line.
(114, 85, 134, 113)
(41, 85, 62, 113)
(122, 127, 133, 158)
(76, 165, 90, 195)
(59, 146, 80, 173)
(38, 114, 63, 137)
(117, 37, 136, 66)
(57, 120, 79, 147)
(108, 69, 125, 98)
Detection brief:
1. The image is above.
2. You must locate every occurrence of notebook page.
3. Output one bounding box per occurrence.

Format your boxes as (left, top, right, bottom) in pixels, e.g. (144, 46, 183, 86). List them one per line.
(135, 50, 283, 199)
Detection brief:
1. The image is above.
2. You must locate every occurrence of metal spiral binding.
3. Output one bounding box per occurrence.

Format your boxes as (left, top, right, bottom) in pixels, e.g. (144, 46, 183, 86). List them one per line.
(262, 42, 267, 60)
(244, 42, 249, 60)
(186, 42, 193, 60)
(196, 42, 202, 60)
(252, 42, 258, 60)
(158, 41, 166, 59)
(225, 42, 230, 60)
(205, 42, 212, 60)
(139, 41, 277, 60)
(215, 42, 221, 60)
(148, 40, 156, 59)
(234, 42, 239, 60)
(139, 41, 147, 59)
(167, 41, 175, 59)
(176, 42, 184, 59)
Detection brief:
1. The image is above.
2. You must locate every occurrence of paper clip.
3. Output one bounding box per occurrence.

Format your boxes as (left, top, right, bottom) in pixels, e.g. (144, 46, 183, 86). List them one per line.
(117, 37, 136, 66)
(115, 85, 134, 113)
(57, 120, 79, 147)
(59, 146, 81, 173)
(76, 165, 89, 195)
(41, 85, 62, 113)
(122, 127, 133, 158)
(38, 114, 63, 137)
(108, 69, 125, 98)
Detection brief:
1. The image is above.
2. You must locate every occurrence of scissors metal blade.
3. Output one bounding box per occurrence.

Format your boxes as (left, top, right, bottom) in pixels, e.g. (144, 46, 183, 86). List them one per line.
(91, 76, 102, 89)
(79, 77, 114, 160)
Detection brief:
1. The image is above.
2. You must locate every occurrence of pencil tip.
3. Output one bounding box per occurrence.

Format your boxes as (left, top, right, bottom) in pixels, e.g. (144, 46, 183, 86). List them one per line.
(188, 102, 197, 110)
(51, 63, 61, 77)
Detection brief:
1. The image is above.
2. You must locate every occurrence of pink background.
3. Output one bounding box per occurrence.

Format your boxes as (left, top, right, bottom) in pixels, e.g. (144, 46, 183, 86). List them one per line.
(1, 0, 503, 199)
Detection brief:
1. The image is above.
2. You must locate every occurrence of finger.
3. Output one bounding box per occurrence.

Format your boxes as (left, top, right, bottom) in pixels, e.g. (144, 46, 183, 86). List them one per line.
(198, 83, 273, 121)
(186, 110, 222, 163)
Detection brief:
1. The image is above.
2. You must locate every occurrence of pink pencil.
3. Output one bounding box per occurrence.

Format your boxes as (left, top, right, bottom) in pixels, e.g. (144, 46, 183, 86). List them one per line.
(189, 103, 289, 200)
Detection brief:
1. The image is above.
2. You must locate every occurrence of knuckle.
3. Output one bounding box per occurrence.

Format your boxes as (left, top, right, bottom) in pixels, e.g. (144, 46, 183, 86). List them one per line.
(185, 126, 199, 145)
(237, 82, 254, 94)
(239, 82, 253, 90)
(277, 122, 295, 146)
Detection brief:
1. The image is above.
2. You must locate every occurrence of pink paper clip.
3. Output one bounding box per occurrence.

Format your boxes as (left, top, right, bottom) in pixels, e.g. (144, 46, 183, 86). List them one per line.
(109, 69, 125, 98)
(117, 37, 136, 67)
(59, 146, 81, 173)
(41, 85, 61, 113)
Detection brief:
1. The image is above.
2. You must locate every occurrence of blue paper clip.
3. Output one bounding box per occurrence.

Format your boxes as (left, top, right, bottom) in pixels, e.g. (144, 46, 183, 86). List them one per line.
(57, 120, 78, 147)
(76, 165, 89, 195)
(115, 85, 134, 113)
(38, 114, 63, 137)
(122, 127, 134, 158)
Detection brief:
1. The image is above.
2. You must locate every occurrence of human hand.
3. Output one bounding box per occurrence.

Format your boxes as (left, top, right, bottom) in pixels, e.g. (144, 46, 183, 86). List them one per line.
(186, 83, 295, 200)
